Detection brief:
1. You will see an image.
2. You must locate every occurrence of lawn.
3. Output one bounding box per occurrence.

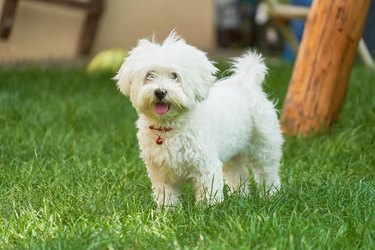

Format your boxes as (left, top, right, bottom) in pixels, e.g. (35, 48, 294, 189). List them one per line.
(0, 62, 374, 249)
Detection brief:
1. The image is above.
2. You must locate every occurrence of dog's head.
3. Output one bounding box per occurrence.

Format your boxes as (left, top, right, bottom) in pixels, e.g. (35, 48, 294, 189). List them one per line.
(114, 32, 217, 121)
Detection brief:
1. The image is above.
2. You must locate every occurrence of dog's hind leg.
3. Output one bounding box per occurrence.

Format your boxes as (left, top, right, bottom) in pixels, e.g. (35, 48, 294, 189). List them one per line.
(223, 155, 249, 195)
(249, 128, 282, 196)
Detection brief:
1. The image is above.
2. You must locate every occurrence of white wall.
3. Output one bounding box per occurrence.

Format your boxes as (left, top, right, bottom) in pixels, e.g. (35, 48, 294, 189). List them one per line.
(0, 0, 215, 62)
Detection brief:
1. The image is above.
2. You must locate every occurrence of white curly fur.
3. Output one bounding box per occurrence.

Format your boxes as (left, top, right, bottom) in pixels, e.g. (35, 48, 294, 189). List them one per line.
(115, 32, 283, 207)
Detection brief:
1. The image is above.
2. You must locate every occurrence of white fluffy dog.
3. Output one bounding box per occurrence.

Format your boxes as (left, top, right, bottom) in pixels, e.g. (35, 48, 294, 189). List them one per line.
(115, 32, 283, 207)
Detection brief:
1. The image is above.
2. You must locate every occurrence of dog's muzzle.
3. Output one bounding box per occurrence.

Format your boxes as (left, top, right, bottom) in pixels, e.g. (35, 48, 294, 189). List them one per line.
(154, 88, 167, 100)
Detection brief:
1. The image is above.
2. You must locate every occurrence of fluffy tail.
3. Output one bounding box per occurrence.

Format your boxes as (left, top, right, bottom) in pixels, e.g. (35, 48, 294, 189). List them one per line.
(230, 51, 268, 88)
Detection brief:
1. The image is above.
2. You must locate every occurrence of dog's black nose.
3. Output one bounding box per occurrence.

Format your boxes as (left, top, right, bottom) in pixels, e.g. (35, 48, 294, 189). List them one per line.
(154, 88, 167, 99)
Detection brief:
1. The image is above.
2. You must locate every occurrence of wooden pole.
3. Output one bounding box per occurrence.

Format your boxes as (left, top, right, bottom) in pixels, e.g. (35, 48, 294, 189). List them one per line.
(280, 0, 371, 136)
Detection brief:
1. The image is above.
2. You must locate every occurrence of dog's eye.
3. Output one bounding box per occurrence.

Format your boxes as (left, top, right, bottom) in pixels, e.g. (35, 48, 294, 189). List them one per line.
(169, 72, 178, 80)
(145, 71, 156, 81)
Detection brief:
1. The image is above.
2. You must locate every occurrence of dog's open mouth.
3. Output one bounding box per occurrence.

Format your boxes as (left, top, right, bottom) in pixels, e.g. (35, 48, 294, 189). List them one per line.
(155, 102, 170, 115)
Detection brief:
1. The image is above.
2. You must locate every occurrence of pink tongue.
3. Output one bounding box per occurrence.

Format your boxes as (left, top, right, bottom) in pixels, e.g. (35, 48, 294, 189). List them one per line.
(155, 103, 169, 115)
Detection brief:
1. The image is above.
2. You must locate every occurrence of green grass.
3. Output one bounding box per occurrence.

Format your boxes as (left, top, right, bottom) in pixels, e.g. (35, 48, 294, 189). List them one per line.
(0, 63, 374, 249)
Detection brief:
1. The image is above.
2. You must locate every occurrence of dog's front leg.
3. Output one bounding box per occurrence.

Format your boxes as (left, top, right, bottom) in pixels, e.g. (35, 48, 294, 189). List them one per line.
(152, 183, 180, 208)
(194, 163, 224, 205)
(147, 166, 180, 208)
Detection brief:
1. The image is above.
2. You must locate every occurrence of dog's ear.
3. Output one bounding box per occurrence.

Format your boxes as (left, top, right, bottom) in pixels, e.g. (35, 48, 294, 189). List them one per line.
(179, 52, 218, 103)
(114, 38, 156, 96)
(193, 59, 218, 102)
(114, 60, 131, 96)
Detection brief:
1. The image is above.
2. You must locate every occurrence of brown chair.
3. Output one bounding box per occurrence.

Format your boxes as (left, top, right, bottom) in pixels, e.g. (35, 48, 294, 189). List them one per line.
(0, 0, 104, 55)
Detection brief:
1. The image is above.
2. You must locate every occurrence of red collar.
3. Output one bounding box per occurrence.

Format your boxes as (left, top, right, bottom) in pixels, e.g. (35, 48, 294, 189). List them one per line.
(149, 125, 173, 132)
(149, 125, 173, 145)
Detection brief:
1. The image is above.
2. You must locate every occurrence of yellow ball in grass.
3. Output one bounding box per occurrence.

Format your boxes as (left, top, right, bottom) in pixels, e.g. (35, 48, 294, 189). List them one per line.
(86, 49, 127, 73)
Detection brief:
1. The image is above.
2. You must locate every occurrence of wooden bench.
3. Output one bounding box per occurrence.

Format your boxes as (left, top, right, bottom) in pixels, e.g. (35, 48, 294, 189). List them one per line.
(0, 0, 104, 55)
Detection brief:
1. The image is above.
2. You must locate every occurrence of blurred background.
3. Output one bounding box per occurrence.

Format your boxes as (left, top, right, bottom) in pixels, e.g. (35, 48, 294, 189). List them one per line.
(0, 0, 374, 63)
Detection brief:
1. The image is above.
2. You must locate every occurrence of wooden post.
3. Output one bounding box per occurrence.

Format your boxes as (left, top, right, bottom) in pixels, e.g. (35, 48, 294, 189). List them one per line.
(280, 0, 371, 136)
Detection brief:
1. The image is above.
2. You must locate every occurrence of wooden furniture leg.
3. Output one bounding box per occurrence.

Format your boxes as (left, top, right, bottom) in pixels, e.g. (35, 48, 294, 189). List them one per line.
(0, 0, 104, 55)
(0, 0, 20, 39)
(78, 0, 104, 55)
